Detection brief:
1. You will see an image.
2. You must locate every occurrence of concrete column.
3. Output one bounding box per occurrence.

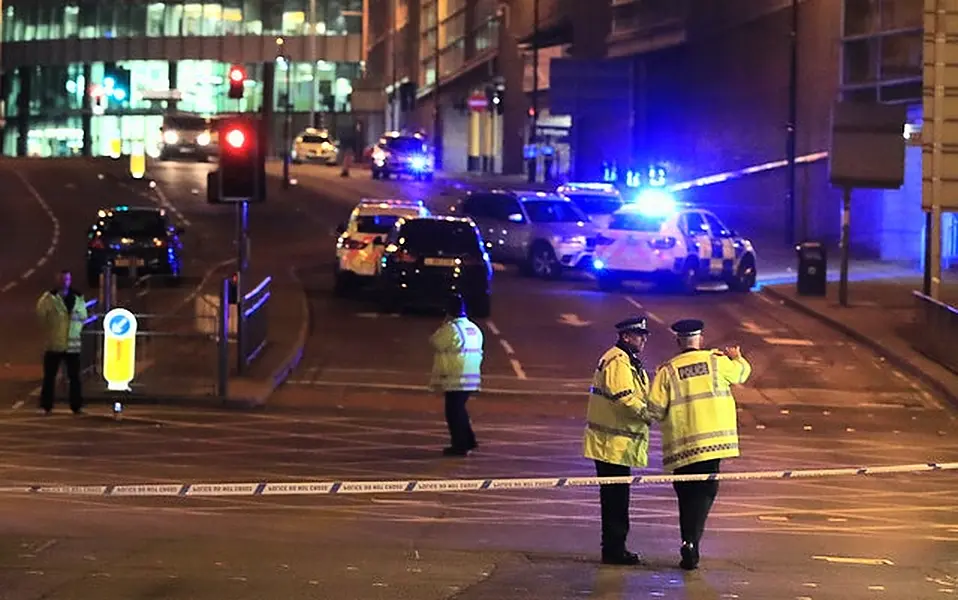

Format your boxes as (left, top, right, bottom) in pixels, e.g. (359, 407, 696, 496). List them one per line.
(81, 63, 92, 156)
(15, 66, 30, 157)
(467, 109, 481, 172)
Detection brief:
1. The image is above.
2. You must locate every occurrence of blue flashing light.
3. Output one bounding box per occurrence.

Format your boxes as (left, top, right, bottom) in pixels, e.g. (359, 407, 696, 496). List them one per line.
(112, 88, 127, 101)
(632, 188, 676, 217)
(592, 258, 605, 270)
(103, 77, 116, 90)
(410, 155, 429, 171)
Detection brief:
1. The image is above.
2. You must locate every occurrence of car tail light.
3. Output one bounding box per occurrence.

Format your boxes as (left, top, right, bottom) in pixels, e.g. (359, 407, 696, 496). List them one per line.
(396, 250, 417, 263)
(594, 234, 615, 246)
(89, 238, 105, 249)
(648, 236, 677, 250)
(342, 238, 368, 250)
(153, 238, 166, 248)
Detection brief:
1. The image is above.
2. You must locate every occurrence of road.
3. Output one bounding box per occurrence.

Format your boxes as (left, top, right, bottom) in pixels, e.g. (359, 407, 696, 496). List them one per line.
(1, 160, 957, 598)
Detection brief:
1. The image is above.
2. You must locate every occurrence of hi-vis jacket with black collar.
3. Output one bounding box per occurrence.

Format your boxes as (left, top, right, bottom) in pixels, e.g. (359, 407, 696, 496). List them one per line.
(36, 288, 88, 353)
(429, 316, 484, 392)
(583, 345, 653, 468)
(648, 349, 752, 472)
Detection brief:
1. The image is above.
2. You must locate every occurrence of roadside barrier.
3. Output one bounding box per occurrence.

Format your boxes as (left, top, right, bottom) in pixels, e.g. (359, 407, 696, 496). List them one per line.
(1, 462, 955, 497)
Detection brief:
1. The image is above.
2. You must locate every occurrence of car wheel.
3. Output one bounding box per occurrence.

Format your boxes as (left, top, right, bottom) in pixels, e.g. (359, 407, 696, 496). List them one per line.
(678, 258, 699, 293)
(470, 294, 491, 319)
(527, 243, 561, 279)
(729, 256, 757, 292)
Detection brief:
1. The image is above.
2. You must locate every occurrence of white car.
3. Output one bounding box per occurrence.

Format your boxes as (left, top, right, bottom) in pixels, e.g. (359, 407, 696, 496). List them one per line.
(591, 189, 757, 292)
(556, 182, 624, 229)
(292, 128, 339, 164)
(334, 198, 431, 294)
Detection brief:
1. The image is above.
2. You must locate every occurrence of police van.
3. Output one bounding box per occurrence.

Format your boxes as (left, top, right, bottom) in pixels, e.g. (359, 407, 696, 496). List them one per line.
(334, 198, 431, 294)
(591, 189, 757, 293)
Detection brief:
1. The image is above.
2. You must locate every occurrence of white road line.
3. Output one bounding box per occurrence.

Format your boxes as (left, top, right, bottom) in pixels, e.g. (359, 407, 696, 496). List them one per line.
(625, 297, 665, 324)
(21, 268, 35, 279)
(499, 339, 515, 355)
(486, 321, 501, 336)
(9, 170, 60, 288)
(510, 359, 528, 380)
(763, 337, 815, 346)
(11, 401, 24, 410)
(1, 282, 16, 293)
(151, 185, 192, 227)
(36, 257, 47, 267)
(811, 555, 894, 566)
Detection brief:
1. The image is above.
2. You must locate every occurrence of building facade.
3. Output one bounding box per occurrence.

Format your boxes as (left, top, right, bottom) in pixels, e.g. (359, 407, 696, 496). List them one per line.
(0, 0, 365, 157)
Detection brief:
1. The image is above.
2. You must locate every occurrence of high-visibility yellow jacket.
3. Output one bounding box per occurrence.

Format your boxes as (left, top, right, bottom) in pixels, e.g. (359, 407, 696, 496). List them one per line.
(583, 345, 652, 468)
(648, 348, 751, 472)
(430, 317, 483, 392)
(36, 289, 88, 354)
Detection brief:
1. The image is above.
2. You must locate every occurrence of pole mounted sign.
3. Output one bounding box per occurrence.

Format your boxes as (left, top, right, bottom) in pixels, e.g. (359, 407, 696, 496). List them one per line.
(467, 92, 488, 112)
(103, 308, 138, 392)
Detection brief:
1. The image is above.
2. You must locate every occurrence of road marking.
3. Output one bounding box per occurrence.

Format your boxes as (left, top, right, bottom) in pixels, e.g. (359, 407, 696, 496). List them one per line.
(624, 297, 665, 324)
(741, 320, 773, 335)
(811, 555, 894, 566)
(0, 170, 61, 293)
(1, 282, 16, 293)
(150, 182, 192, 227)
(492, 263, 506, 272)
(759, 515, 790, 522)
(286, 379, 580, 395)
(21, 268, 35, 279)
(11, 400, 24, 410)
(486, 321, 501, 336)
(499, 339, 515, 355)
(763, 337, 815, 346)
(509, 359, 528, 380)
(558, 313, 591, 327)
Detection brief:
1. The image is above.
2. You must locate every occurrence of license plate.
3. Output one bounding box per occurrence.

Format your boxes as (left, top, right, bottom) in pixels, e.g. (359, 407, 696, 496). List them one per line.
(114, 257, 144, 267)
(424, 257, 458, 267)
(180, 147, 195, 153)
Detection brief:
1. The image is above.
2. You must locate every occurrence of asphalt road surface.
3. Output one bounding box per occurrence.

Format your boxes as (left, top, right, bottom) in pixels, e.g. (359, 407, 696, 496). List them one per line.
(1, 160, 957, 599)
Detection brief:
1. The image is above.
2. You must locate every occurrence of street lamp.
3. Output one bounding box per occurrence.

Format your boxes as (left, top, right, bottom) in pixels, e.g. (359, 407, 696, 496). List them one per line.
(786, 0, 798, 244)
(276, 37, 293, 190)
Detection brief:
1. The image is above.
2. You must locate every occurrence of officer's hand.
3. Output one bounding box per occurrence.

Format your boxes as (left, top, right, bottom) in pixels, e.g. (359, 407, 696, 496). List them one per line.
(724, 345, 742, 360)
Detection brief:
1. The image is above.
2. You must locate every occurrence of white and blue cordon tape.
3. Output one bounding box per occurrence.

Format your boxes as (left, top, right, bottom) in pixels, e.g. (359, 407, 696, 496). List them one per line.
(0, 462, 955, 497)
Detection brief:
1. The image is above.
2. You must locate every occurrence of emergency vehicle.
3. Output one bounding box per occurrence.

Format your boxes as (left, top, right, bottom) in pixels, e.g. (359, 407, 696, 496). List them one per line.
(591, 189, 757, 293)
(556, 182, 625, 229)
(291, 128, 339, 164)
(334, 199, 431, 295)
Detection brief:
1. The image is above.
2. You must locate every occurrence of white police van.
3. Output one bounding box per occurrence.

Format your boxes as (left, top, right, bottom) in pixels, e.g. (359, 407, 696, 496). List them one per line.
(591, 189, 757, 293)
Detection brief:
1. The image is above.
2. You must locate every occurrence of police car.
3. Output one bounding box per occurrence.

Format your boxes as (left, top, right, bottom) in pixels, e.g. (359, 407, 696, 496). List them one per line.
(334, 198, 431, 294)
(556, 182, 624, 229)
(291, 128, 339, 165)
(591, 189, 757, 292)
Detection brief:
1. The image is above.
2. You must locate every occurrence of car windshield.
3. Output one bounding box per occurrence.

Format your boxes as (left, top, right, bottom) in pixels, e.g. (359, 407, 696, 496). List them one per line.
(401, 221, 482, 256)
(356, 215, 401, 234)
(301, 134, 328, 144)
(609, 212, 668, 232)
(103, 211, 168, 237)
(384, 137, 427, 153)
(565, 193, 623, 215)
(164, 116, 207, 131)
(521, 200, 586, 223)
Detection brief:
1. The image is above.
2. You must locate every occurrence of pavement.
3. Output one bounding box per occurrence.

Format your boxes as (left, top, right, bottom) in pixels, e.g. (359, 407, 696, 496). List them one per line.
(3, 158, 958, 598)
(0, 157, 310, 409)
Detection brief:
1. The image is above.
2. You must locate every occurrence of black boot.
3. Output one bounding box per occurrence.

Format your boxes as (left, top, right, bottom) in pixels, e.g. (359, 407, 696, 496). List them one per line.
(679, 542, 699, 570)
(602, 549, 643, 566)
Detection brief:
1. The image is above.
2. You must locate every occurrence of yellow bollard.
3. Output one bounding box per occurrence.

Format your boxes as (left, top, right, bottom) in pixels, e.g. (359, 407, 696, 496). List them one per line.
(109, 138, 122, 159)
(130, 142, 146, 179)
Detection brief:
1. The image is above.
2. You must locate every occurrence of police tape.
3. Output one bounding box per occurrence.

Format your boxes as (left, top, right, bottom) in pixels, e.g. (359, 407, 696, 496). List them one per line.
(0, 462, 955, 498)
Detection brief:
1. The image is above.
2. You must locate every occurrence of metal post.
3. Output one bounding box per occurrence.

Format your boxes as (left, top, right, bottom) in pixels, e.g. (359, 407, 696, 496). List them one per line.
(102, 265, 113, 312)
(930, 1, 945, 301)
(218, 276, 229, 399)
(930, 204, 943, 300)
(236, 200, 248, 375)
(281, 55, 292, 189)
(839, 187, 851, 308)
(531, 0, 539, 143)
(309, 0, 317, 128)
(923, 210, 932, 295)
(786, 0, 798, 246)
(433, 0, 443, 171)
(391, 0, 398, 130)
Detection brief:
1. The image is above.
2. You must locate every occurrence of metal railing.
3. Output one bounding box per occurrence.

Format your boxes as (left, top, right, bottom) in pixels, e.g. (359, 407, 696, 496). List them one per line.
(912, 291, 958, 374)
(239, 275, 271, 370)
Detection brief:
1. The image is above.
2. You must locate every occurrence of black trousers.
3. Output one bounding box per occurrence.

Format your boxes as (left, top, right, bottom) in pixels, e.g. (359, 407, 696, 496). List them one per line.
(595, 460, 631, 553)
(444, 391, 477, 450)
(672, 458, 721, 547)
(39, 351, 83, 413)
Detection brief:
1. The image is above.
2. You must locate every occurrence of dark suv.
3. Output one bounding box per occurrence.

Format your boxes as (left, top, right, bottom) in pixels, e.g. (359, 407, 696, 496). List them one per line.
(86, 206, 184, 287)
(375, 216, 492, 317)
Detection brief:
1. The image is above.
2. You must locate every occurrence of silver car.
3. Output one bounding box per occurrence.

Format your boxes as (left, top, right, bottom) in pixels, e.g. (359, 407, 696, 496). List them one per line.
(456, 190, 599, 278)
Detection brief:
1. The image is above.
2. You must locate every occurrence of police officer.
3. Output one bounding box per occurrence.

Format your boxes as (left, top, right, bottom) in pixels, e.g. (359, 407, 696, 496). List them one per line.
(647, 319, 751, 570)
(430, 294, 484, 457)
(583, 316, 654, 565)
(36, 270, 88, 415)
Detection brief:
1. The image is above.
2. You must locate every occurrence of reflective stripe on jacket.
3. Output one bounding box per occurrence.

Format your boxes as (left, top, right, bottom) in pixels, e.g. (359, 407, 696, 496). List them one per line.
(582, 345, 652, 468)
(430, 317, 483, 392)
(648, 349, 751, 471)
(36, 289, 88, 353)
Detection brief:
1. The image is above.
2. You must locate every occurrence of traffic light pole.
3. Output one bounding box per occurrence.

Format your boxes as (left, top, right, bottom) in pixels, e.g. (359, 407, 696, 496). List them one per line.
(282, 58, 292, 189)
(235, 199, 249, 374)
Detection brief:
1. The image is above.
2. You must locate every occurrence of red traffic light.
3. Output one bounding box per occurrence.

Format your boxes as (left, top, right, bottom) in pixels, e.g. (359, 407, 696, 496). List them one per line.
(225, 128, 246, 149)
(229, 66, 245, 82)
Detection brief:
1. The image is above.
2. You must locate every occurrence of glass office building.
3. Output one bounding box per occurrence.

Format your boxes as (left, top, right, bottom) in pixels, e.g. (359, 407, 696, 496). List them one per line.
(0, 0, 364, 157)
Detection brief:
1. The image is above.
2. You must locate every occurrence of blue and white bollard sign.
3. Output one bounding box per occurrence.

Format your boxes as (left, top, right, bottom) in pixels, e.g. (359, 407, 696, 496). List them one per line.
(102, 308, 138, 392)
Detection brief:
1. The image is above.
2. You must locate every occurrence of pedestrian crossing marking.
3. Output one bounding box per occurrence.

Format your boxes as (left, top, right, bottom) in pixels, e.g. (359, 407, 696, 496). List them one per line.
(763, 337, 815, 346)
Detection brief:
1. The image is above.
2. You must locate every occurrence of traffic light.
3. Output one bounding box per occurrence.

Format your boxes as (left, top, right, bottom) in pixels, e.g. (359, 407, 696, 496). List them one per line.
(228, 65, 246, 99)
(217, 116, 262, 202)
(493, 85, 504, 115)
(103, 63, 131, 105)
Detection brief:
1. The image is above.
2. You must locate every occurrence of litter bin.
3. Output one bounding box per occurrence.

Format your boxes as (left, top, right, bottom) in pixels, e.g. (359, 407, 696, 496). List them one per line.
(796, 241, 826, 296)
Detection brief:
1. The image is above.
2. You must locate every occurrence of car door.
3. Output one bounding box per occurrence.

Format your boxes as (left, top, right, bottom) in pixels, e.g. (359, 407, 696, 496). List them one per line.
(490, 194, 528, 261)
(702, 211, 737, 273)
(681, 211, 712, 272)
(461, 194, 514, 261)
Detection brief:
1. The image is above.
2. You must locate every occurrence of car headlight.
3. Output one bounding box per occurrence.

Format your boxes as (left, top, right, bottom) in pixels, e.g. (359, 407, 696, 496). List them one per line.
(163, 131, 178, 145)
(197, 132, 211, 146)
(560, 235, 586, 245)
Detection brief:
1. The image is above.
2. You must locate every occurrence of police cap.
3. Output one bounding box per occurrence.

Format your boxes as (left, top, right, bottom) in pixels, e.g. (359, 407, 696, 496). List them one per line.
(670, 319, 704, 337)
(615, 316, 649, 335)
